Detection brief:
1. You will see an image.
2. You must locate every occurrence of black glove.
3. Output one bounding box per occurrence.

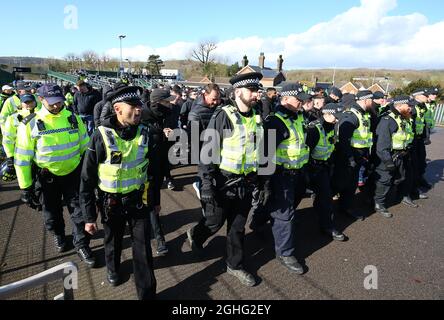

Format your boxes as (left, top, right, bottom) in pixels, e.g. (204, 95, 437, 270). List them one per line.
(21, 187, 41, 211)
(258, 177, 272, 207)
(200, 184, 215, 205)
(1, 157, 16, 182)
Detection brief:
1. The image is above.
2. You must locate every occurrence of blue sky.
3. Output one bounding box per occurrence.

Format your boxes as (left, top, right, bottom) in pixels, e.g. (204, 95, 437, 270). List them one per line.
(1, 0, 444, 69)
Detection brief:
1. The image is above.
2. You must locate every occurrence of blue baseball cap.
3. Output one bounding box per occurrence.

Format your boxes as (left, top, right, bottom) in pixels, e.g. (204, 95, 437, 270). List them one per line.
(20, 93, 36, 103)
(37, 84, 65, 105)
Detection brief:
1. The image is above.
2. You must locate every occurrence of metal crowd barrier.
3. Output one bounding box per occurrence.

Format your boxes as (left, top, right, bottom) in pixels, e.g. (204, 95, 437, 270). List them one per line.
(434, 104, 444, 126)
(0, 262, 78, 300)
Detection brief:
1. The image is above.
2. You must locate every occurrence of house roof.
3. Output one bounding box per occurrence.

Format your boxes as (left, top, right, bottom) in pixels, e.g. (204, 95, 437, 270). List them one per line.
(238, 65, 282, 80)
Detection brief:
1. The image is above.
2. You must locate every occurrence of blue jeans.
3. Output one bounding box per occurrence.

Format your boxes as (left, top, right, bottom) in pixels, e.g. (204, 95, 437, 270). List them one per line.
(80, 115, 94, 136)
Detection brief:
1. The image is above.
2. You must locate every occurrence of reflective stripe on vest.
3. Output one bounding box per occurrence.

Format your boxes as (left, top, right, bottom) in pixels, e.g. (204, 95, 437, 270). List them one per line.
(311, 122, 335, 161)
(414, 105, 426, 135)
(424, 103, 436, 129)
(219, 105, 262, 175)
(388, 112, 413, 151)
(25, 110, 82, 176)
(274, 111, 309, 170)
(348, 108, 373, 149)
(97, 126, 149, 194)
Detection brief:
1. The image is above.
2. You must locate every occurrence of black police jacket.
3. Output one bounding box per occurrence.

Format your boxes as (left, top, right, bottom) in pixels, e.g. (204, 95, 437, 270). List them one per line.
(79, 116, 160, 223)
(375, 106, 408, 168)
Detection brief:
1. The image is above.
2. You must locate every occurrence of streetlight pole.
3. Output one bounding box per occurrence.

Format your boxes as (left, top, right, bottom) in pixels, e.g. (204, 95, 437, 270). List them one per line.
(119, 35, 126, 77)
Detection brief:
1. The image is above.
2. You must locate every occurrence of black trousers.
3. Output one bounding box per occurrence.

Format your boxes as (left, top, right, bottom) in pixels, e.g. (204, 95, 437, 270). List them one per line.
(39, 165, 89, 249)
(102, 205, 157, 300)
(269, 170, 305, 257)
(150, 211, 165, 242)
(374, 155, 412, 206)
(191, 187, 253, 270)
(410, 138, 427, 193)
(308, 164, 335, 230)
(331, 163, 360, 211)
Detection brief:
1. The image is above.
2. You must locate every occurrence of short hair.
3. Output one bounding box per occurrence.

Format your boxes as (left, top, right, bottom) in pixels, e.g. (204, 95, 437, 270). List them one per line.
(266, 87, 276, 93)
(204, 83, 220, 95)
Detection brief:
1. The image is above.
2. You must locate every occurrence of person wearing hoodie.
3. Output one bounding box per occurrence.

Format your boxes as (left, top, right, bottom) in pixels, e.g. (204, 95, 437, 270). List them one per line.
(80, 85, 158, 300)
(73, 80, 101, 136)
(93, 84, 114, 128)
(187, 84, 221, 160)
(141, 89, 178, 256)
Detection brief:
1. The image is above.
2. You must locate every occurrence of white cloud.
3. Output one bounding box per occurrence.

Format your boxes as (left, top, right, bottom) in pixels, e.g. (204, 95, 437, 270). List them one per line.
(105, 0, 444, 69)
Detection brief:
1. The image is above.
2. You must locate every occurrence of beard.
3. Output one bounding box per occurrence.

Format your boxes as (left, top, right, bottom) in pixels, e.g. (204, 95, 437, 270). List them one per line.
(400, 109, 412, 119)
(239, 92, 257, 108)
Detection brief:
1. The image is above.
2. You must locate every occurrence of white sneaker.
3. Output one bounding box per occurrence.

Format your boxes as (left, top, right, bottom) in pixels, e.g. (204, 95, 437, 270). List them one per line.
(193, 182, 201, 200)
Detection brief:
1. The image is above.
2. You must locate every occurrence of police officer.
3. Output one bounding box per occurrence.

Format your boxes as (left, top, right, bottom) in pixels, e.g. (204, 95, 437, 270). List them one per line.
(186, 72, 264, 287)
(261, 83, 311, 274)
(306, 103, 346, 240)
(424, 87, 439, 146)
(14, 84, 95, 266)
(373, 96, 416, 218)
(1, 93, 38, 182)
(0, 85, 15, 160)
(410, 88, 430, 198)
(332, 90, 374, 220)
(80, 85, 157, 300)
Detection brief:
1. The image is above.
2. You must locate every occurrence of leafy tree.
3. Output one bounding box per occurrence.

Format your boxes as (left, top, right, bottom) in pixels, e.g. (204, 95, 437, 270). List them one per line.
(145, 55, 164, 75)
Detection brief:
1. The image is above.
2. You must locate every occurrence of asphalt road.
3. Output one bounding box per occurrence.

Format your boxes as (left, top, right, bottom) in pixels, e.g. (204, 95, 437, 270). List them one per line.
(0, 129, 443, 300)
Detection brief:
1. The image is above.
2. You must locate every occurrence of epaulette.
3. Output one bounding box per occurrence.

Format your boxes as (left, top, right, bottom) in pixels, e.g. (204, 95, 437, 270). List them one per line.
(21, 112, 36, 125)
(307, 119, 320, 129)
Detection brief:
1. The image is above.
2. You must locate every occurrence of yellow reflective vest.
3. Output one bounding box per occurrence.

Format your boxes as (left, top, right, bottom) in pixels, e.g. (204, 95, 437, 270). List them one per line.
(388, 112, 413, 151)
(14, 107, 89, 189)
(2, 109, 35, 158)
(97, 125, 149, 195)
(219, 105, 262, 175)
(274, 111, 309, 169)
(348, 108, 373, 149)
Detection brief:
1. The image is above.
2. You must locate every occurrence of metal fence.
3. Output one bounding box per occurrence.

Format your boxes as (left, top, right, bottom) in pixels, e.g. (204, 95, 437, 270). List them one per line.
(435, 104, 444, 126)
(0, 262, 78, 300)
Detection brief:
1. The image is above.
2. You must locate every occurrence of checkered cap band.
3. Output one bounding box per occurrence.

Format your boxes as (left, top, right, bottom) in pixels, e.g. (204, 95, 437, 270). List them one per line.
(412, 90, 425, 96)
(112, 92, 140, 104)
(357, 94, 373, 100)
(393, 99, 410, 105)
(232, 78, 261, 88)
(280, 90, 302, 97)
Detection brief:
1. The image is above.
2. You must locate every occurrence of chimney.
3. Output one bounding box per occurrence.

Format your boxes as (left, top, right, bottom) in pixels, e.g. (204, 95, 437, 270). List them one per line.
(277, 55, 284, 72)
(258, 52, 265, 69)
(242, 55, 249, 68)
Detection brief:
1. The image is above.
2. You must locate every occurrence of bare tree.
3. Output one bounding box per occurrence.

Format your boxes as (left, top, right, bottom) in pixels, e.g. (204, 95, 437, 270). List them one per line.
(64, 53, 79, 71)
(81, 50, 100, 69)
(191, 41, 217, 66)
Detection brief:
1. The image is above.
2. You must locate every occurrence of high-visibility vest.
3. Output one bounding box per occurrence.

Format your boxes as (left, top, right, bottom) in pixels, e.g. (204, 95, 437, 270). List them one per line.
(424, 102, 436, 129)
(2, 109, 34, 158)
(97, 126, 149, 195)
(65, 92, 74, 107)
(14, 107, 89, 189)
(414, 105, 426, 136)
(0, 95, 20, 128)
(274, 111, 309, 170)
(311, 121, 335, 161)
(219, 105, 262, 175)
(348, 108, 373, 149)
(388, 112, 413, 151)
